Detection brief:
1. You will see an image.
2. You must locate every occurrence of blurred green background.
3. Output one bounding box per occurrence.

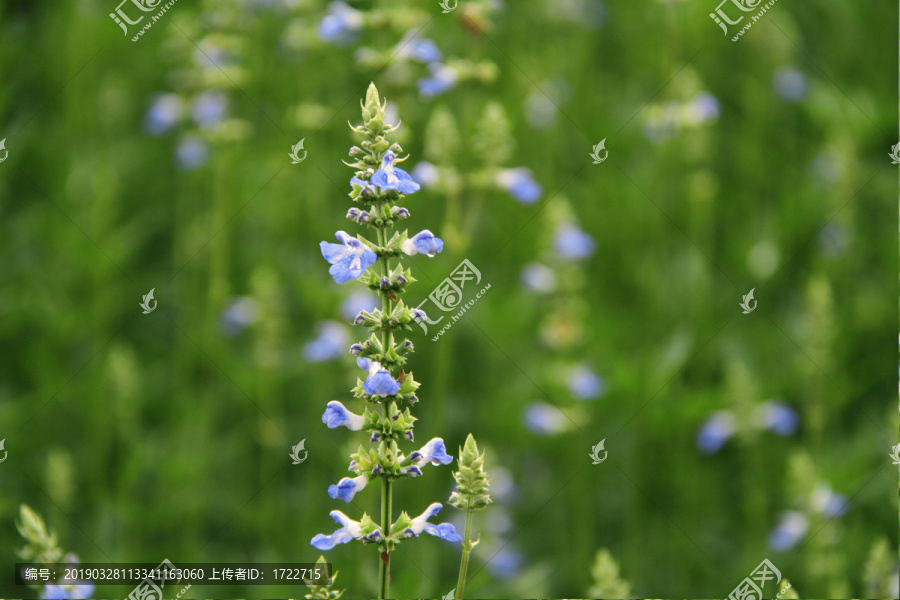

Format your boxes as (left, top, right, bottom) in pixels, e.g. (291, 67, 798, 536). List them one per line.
(0, 0, 897, 598)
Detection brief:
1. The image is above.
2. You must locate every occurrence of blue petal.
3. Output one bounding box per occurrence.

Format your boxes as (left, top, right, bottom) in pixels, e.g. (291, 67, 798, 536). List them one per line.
(328, 478, 360, 502)
(322, 401, 350, 428)
(428, 440, 452, 465)
(423, 522, 463, 542)
(311, 528, 353, 550)
(43, 586, 70, 600)
(320, 241, 347, 264)
(363, 370, 400, 397)
(357, 357, 372, 371)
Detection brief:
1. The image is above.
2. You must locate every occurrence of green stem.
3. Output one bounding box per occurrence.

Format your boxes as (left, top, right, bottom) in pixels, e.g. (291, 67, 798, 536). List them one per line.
(376, 220, 393, 599)
(455, 501, 474, 598)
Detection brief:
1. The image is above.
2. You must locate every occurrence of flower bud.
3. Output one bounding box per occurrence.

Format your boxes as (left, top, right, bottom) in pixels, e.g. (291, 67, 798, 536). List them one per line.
(349, 343, 364, 355)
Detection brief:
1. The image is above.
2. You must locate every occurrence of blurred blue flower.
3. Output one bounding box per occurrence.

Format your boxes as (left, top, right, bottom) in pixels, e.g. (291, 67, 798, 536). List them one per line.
(774, 68, 808, 103)
(567, 364, 606, 400)
(696, 411, 735, 454)
(328, 474, 368, 502)
(364, 369, 400, 397)
(401, 230, 443, 257)
(406, 503, 462, 542)
(144, 94, 183, 135)
(756, 400, 799, 436)
(418, 63, 458, 98)
(812, 484, 849, 518)
(395, 31, 442, 63)
(320, 231, 377, 284)
(340, 289, 379, 321)
(523, 402, 569, 435)
(484, 545, 524, 580)
(520, 262, 557, 294)
(496, 168, 542, 204)
(684, 92, 720, 125)
(303, 321, 350, 362)
(175, 135, 209, 171)
(767, 511, 808, 552)
(43, 583, 95, 600)
(371, 150, 421, 194)
(411, 162, 439, 188)
(311, 510, 378, 550)
(191, 91, 228, 129)
(553, 223, 596, 260)
(318, 1, 363, 43)
(322, 400, 364, 431)
(410, 437, 453, 467)
(219, 296, 259, 337)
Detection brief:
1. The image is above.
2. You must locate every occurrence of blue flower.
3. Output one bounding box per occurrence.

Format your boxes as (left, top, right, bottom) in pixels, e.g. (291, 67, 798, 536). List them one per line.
(409, 39, 442, 63)
(317, 2, 363, 43)
(311, 510, 379, 550)
(553, 223, 596, 260)
(774, 67, 808, 103)
(320, 231, 377, 284)
(418, 63, 458, 98)
(144, 94, 183, 135)
(767, 511, 808, 552)
(191, 91, 228, 129)
(520, 262, 557, 294)
(496, 168, 543, 205)
(340, 289, 379, 321)
(42, 583, 95, 599)
(401, 230, 443, 257)
(363, 369, 401, 397)
(405, 503, 463, 542)
(409, 438, 453, 468)
(567, 364, 606, 401)
(685, 92, 720, 125)
(411, 162, 440, 188)
(696, 411, 734, 454)
(175, 135, 209, 171)
(370, 151, 421, 194)
(523, 402, 569, 435)
(303, 321, 351, 362)
(812, 484, 849, 518)
(328, 474, 368, 502)
(756, 400, 799, 436)
(322, 400, 364, 431)
(219, 296, 259, 337)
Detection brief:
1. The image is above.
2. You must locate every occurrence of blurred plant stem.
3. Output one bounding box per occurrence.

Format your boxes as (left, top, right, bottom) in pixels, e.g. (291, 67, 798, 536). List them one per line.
(377, 226, 393, 599)
(455, 498, 474, 598)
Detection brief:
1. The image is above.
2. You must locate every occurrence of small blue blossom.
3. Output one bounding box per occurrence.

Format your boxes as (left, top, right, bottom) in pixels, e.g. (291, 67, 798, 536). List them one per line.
(520, 262, 557, 294)
(340, 289, 379, 321)
(303, 321, 351, 362)
(405, 503, 463, 542)
(767, 511, 808, 552)
(567, 364, 606, 400)
(318, 1, 363, 43)
(395, 31, 443, 63)
(175, 135, 209, 171)
(696, 411, 734, 454)
(756, 400, 799, 436)
(311, 510, 379, 550)
(553, 223, 596, 260)
(144, 94, 183, 135)
(328, 474, 368, 502)
(364, 369, 401, 397)
(684, 92, 721, 125)
(191, 91, 228, 129)
(401, 230, 443, 257)
(409, 437, 453, 468)
(812, 484, 849, 518)
(219, 296, 259, 337)
(322, 400, 364, 431)
(320, 231, 377, 284)
(371, 151, 421, 194)
(418, 63, 458, 98)
(523, 402, 569, 435)
(411, 162, 439, 188)
(774, 67, 808, 103)
(496, 168, 543, 205)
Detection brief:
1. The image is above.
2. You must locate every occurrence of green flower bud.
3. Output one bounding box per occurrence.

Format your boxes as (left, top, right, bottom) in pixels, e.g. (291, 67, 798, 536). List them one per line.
(448, 434, 492, 511)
